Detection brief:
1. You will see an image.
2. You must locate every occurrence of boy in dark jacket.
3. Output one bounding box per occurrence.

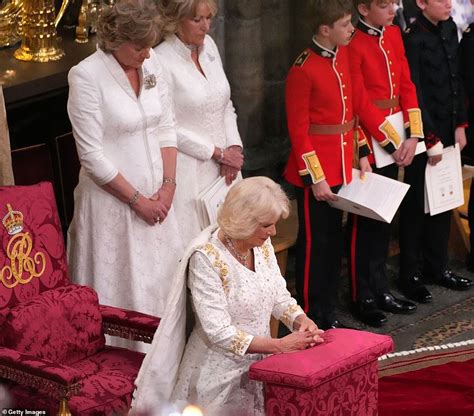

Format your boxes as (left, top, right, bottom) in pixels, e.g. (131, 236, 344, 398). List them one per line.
(400, 0, 473, 298)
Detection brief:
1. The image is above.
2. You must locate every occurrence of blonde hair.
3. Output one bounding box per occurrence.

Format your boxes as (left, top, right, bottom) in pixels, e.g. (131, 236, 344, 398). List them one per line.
(157, 0, 218, 38)
(97, 0, 162, 52)
(217, 177, 290, 240)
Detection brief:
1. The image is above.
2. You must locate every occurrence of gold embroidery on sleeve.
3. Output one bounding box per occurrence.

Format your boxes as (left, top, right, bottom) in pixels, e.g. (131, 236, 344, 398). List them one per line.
(281, 304, 304, 328)
(201, 243, 230, 296)
(301, 151, 325, 183)
(379, 120, 402, 148)
(408, 108, 424, 138)
(230, 329, 250, 356)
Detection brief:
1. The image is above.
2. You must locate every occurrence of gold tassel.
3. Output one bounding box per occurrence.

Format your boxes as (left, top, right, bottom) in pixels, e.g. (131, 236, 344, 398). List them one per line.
(57, 398, 72, 416)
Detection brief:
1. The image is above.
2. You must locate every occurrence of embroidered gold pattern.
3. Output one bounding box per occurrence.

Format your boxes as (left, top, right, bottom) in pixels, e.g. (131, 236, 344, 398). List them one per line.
(201, 243, 230, 296)
(408, 108, 424, 138)
(261, 241, 271, 265)
(379, 120, 401, 147)
(294, 50, 309, 67)
(230, 329, 250, 356)
(1, 232, 46, 289)
(301, 151, 325, 184)
(281, 304, 304, 328)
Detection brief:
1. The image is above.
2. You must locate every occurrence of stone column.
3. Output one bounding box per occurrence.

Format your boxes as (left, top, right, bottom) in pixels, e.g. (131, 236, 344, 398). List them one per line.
(290, 0, 313, 61)
(224, 0, 264, 149)
(262, 0, 291, 167)
(210, 0, 225, 64)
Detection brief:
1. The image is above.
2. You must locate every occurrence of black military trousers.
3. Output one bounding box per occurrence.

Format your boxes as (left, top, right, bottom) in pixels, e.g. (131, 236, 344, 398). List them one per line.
(348, 163, 398, 301)
(295, 185, 342, 327)
(469, 180, 474, 253)
(399, 153, 452, 281)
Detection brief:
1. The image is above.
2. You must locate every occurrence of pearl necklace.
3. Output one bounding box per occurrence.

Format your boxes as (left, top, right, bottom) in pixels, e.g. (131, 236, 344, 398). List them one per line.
(224, 234, 250, 266)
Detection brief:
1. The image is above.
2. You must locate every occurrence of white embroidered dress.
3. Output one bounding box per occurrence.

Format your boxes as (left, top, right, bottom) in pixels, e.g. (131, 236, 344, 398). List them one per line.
(172, 231, 303, 415)
(154, 35, 242, 243)
(67, 48, 182, 317)
(131, 227, 303, 415)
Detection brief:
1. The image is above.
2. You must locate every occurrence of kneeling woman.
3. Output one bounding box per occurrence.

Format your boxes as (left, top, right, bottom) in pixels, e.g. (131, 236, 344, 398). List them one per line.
(132, 177, 324, 415)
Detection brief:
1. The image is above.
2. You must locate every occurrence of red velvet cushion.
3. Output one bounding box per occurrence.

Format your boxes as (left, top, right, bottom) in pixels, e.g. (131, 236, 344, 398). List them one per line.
(8, 347, 145, 415)
(3, 284, 105, 365)
(0, 182, 69, 309)
(249, 329, 393, 388)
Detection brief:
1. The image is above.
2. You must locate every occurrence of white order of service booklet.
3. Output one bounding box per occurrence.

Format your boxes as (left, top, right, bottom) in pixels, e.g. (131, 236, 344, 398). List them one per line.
(424, 144, 464, 216)
(372, 111, 426, 169)
(195, 172, 243, 230)
(329, 168, 410, 223)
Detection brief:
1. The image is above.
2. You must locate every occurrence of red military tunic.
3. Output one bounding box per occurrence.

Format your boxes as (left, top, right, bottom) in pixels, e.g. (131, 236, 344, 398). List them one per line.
(285, 40, 362, 188)
(348, 19, 425, 164)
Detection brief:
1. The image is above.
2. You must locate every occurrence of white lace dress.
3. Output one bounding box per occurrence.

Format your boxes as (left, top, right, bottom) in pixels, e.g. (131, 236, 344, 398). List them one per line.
(67, 48, 183, 318)
(154, 35, 242, 244)
(170, 231, 304, 416)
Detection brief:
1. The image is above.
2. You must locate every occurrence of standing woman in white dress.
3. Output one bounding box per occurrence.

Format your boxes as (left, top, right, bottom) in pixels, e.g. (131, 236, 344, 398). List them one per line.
(67, 0, 182, 318)
(132, 177, 324, 415)
(154, 0, 244, 244)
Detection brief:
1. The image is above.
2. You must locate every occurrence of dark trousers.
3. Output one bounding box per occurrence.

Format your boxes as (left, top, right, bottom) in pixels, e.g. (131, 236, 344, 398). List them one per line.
(399, 153, 452, 281)
(295, 186, 343, 327)
(469, 179, 474, 254)
(348, 163, 399, 301)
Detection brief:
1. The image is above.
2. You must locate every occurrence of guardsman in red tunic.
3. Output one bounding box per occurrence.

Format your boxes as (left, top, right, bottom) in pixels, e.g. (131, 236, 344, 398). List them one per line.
(347, 0, 429, 327)
(285, 0, 372, 330)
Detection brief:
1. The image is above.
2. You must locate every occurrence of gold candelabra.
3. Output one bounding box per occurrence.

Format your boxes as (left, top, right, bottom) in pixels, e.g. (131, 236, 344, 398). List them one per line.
(14, 0, 70, 62)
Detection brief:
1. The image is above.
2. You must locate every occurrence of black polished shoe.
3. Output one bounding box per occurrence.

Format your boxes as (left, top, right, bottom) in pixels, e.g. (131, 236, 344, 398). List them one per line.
(351, 299, 387, 327)
(398, 276, 433, 304)
(320, 319, 358, 330)
(376, 292, 417, 314)
(436, 270, 473, 291)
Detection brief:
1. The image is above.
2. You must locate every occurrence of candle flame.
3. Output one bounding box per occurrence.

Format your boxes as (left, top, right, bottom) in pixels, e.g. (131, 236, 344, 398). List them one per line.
(182, 405, 203, 416)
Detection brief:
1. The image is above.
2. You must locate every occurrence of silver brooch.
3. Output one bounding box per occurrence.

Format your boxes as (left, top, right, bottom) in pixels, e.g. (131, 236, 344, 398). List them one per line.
(143, 67, 157, 90)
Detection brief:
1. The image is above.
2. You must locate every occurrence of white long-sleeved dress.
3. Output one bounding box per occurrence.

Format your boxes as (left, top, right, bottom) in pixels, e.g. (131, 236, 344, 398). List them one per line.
(170, 231, 303, 415)
(66, 48, 182, 317)
(154, 35, 243, 243)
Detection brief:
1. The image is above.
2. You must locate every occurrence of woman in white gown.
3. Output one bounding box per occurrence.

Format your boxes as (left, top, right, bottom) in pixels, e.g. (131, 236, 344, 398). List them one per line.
(154, 0, 244, 243)
(67, 0, 182, 318)
(132, 177, 324, 415)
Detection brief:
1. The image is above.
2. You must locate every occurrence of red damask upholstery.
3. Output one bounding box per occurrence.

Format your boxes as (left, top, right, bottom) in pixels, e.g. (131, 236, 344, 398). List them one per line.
(0, 182, 159, 415)
(249, 329, 394, 416)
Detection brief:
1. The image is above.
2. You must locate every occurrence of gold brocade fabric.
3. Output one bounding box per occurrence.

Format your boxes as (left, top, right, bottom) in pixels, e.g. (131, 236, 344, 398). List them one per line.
(0, 87, 14, 186)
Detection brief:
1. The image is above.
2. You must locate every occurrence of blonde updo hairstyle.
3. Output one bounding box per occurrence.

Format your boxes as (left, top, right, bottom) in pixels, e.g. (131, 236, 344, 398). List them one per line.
(158, 0, 218, 39)
(97, 0, 162, 52)
(217, 177, 290, 241)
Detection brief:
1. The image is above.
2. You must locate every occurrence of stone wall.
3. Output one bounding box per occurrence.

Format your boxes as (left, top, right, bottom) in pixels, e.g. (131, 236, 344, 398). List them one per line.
(210, 0, 315, 177)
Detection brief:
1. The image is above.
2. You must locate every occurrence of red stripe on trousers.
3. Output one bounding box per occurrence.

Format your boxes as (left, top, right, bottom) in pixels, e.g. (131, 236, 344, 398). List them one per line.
(350, 215, 358, 302)
(303, 188, 312, 314)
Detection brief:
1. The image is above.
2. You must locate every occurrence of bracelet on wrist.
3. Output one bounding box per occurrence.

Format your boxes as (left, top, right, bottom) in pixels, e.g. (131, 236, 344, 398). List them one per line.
(163, 177, 177, 186)
(128, 190, 141, 208)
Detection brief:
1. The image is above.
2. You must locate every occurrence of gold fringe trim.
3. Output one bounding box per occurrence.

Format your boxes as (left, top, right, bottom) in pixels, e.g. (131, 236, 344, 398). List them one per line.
(0, 364, 81, 399)
(102, 322, 155, 344)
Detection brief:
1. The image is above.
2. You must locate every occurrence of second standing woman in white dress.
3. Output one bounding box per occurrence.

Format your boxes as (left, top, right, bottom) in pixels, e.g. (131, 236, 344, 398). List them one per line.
(155, 0, 244, 244)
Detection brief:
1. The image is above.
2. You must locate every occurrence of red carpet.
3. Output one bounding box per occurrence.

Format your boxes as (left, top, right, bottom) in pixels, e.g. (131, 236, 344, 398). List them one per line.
(378, 340, 474, 416)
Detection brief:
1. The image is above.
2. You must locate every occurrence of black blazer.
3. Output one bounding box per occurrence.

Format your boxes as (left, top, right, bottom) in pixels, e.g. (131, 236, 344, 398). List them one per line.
(404, 12, 467, 147)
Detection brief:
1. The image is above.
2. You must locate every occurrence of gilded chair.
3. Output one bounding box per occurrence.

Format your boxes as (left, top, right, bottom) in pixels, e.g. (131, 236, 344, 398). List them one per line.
(0, 181, 159, 414)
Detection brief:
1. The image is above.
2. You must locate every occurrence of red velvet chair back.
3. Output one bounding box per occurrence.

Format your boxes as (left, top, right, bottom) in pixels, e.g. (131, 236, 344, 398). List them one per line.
(0, 182, 69, 310)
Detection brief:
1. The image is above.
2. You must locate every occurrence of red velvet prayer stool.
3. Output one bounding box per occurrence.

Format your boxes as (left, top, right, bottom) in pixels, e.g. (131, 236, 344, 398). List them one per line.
(0, 182, 160, 415)
(249, 329, 393, 416)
